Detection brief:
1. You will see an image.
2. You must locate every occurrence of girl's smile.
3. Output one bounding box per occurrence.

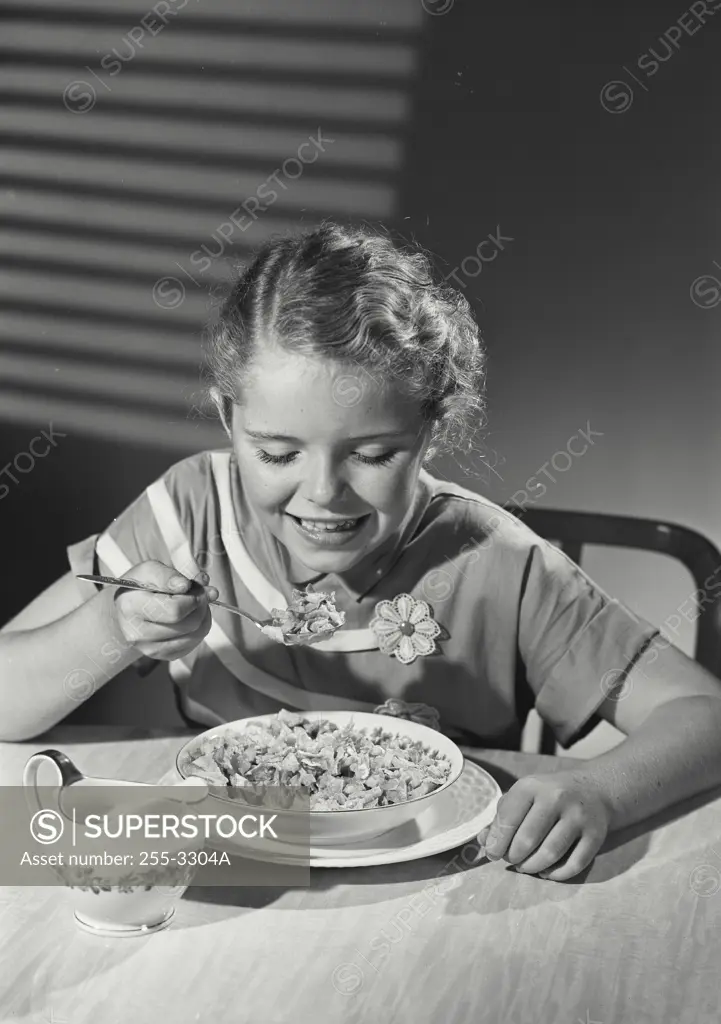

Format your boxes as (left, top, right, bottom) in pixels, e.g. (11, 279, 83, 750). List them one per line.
(286, 511, 370, 548)
(226, 342, 430, 578)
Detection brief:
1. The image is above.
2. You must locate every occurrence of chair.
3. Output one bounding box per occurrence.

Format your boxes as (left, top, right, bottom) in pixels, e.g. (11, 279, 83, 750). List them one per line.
(503, 505, 721, 755)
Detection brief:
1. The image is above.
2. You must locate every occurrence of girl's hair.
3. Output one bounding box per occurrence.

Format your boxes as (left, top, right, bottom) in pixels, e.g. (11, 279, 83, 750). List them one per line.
(203, 222, 486, 457)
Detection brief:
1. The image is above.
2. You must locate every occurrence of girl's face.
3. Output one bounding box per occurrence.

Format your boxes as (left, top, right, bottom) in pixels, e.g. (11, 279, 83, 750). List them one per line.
(226, 342, 430, 577)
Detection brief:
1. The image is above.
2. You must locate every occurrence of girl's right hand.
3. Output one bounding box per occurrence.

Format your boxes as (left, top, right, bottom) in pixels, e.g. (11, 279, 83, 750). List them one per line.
(111, 561, 219, 662)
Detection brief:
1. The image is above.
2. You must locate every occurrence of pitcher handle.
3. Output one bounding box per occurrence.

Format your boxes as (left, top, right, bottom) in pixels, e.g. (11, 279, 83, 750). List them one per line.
(22, 749, 84, 818)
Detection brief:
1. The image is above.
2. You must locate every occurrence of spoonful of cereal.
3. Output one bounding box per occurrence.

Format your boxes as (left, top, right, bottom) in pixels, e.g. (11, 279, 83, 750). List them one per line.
(260, 584, 346, 646)
(77, 576, 345, 647)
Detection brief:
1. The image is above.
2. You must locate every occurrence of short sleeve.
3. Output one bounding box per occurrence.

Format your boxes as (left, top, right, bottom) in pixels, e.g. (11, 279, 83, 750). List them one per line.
(518, 541, 660, 747)
(64, 452, 216, 603)
(66, 489, 171, 598)
(64, 458, 208, 679)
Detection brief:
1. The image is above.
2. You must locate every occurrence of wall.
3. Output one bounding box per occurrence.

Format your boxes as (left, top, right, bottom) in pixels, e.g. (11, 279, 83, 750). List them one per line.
(397, 0, 721, 753)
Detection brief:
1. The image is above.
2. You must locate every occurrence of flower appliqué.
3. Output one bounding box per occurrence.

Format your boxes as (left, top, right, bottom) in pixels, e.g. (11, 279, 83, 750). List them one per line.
(370, 593, 442, 664)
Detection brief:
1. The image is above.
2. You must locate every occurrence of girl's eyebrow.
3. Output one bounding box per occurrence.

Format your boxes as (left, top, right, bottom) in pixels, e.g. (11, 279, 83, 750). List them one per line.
(244, 429, 412, 443)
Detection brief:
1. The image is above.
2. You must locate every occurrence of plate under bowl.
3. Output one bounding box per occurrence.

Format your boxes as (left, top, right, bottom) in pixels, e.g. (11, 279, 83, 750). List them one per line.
(206, 758, 502, 868)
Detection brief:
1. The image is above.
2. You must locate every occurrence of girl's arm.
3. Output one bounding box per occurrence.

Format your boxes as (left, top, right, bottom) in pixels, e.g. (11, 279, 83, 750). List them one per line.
(569, 639, 721, 830)
(479, 640, 721, 880)
(0, 572, 141, 741)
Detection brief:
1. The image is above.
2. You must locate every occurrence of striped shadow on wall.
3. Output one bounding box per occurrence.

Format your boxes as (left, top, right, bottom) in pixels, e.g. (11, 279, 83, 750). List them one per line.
(0, 0, 424, 453)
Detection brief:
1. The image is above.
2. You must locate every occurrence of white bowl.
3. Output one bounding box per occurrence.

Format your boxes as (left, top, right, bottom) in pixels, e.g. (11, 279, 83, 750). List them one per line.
(176, 712, 465, 847)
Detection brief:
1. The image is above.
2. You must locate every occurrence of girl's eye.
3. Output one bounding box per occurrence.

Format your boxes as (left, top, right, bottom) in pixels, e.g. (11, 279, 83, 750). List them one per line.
(353, 450, 398, 467)
(254, 449, 298, 466)
(253, 449, 399, 467)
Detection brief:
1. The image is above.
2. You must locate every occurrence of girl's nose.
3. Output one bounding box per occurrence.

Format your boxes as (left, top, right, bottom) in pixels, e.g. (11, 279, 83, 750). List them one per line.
(300, 457, 346, 507)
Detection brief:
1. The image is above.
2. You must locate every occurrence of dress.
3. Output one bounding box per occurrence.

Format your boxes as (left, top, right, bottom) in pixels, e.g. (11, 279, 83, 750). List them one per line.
(67, 450, 659, 748)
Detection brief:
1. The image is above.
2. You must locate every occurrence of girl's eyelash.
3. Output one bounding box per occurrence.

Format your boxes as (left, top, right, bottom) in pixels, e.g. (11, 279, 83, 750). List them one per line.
(253, 449, 398, 467)
(354, 450, 397, 466)
(254, 449, 296, 466)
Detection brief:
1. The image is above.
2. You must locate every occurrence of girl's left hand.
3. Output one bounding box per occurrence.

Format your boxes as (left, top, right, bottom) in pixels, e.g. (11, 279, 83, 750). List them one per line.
(477, 771, 612, 881)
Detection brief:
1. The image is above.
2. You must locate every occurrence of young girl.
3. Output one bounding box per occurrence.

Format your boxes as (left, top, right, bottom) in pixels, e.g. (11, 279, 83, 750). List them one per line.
(3, 222, 721, 881)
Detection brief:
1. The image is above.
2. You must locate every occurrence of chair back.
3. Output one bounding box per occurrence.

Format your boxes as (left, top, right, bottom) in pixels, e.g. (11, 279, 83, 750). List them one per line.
(504, 505, 721, 752)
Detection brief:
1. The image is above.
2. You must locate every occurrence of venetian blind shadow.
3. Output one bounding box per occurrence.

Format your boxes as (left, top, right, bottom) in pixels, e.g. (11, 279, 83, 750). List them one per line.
(0, 0, 424, 453)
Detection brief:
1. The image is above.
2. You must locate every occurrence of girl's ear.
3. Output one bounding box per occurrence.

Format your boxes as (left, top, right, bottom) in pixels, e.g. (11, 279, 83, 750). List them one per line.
(210, 387, 233, 440)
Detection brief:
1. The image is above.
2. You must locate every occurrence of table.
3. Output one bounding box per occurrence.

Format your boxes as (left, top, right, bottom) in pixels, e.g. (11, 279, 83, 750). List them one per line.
(1, 727, 720, 1024)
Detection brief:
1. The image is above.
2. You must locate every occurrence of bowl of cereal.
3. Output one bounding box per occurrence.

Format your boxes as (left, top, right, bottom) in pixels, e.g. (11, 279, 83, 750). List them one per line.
(175, 710, 465, 846)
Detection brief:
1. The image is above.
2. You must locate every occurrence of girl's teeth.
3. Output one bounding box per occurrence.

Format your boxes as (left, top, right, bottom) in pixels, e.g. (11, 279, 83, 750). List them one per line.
(299, 518, 359, 532)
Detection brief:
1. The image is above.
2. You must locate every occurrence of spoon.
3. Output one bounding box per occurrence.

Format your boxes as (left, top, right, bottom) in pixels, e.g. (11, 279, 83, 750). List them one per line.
(76, 574, 341, 647)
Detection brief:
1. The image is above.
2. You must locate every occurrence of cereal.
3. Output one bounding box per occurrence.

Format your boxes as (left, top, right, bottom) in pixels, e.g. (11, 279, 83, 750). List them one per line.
(260, 585, 345, 645)
(184, 709, 453, 810)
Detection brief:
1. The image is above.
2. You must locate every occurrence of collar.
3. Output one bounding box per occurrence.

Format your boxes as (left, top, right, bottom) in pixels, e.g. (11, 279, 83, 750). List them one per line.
(229, 454, 435, 604)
